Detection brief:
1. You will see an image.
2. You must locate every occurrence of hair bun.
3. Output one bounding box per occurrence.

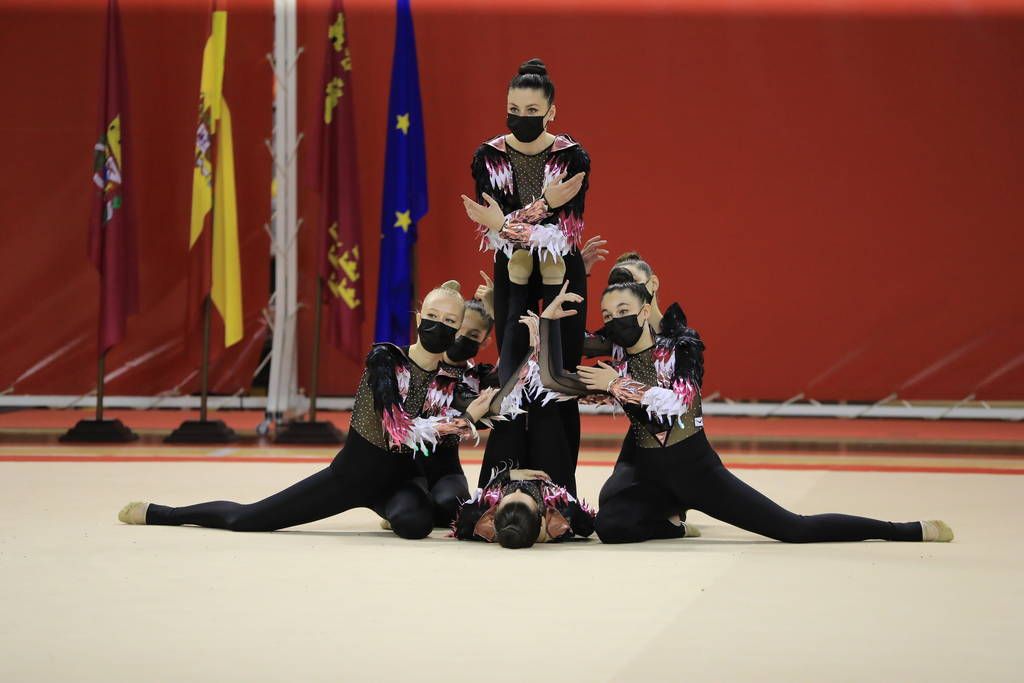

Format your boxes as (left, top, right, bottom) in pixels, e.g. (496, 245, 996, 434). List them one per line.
(607, 267, 636, 286)
(615, 251, 644, 264)
(440, 280, 461, 292)
(518, 58, 548, 77)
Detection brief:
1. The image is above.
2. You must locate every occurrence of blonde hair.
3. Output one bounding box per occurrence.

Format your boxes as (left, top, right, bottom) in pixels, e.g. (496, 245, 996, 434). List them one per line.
(611, 251, 653, 279)
(421, 280, 465, 308)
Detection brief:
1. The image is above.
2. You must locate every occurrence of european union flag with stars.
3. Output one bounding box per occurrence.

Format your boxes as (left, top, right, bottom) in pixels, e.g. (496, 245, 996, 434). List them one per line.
(374, 0, 427, 345)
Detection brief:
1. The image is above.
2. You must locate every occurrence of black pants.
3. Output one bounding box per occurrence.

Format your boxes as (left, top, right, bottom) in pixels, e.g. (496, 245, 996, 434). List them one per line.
(483, 248, 583, 495)
(596, 431, 923, 544)
(478, 399, 580, 496)
(492, 249, 586, 377)
(420, 440, 470, 527)
(146, 430, 434, 539)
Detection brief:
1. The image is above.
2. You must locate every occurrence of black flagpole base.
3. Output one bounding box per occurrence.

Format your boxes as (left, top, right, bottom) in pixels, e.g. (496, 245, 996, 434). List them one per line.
(59, 419, 139, 443)
(164, 419, 237, 444)
(274, 419, 344, 445)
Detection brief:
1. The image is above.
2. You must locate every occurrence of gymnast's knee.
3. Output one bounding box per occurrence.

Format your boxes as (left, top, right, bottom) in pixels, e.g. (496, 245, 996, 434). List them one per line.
(431, 490, 465, 528)
(389, 507, 434, 539)
(594, 510, 641, 544)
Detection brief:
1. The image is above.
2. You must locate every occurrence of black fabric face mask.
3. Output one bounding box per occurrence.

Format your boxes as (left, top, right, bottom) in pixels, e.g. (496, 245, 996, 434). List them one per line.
(445, 335, 480, 363)
(605, 314, 645, 348)
(417, 319, 457, 354)
(506, 111, 548, 143)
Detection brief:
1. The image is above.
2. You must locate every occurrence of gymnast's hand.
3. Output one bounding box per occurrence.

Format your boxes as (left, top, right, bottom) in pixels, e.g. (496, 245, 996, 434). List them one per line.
(475, 270, 495, 318)
(510, 469, 551, 482)
(576, 362, 620, 393)
(465, 387, 499, 422)
(519, 312, 540, 349)
(461, 193, 505, 232)
(543, 171, 586, 209)
(540, 281, 583, 320)
(581, 234, 609, 275)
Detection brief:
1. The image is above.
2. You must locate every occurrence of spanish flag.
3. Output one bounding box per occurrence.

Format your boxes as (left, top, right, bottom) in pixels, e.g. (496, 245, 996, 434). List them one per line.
(189, 5, 243, 347)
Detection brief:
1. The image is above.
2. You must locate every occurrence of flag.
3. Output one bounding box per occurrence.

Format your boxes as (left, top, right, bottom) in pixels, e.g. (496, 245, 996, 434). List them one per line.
(373, 0, 427, 345)
(316, 0, 363, 359)
(89, 0, 139, 354)
(189, 5, 243, 347)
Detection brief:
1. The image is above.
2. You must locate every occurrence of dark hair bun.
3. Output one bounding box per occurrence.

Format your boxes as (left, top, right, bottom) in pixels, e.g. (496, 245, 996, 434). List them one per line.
(518, 58, 548, 77)
(607, 267, 636, 286)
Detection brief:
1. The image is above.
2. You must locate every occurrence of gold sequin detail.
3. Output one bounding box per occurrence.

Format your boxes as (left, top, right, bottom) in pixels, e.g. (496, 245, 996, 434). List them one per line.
(349, 355, 437, 452)
(508, 145, 551, 206)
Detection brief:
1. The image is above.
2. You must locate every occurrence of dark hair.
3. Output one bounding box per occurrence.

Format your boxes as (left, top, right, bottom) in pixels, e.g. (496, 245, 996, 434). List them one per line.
(509, 58, 555, 105)
(603, 280, 651, 307)
(464, 298, 494, 335)
(494, 501, 541, 549)
(612, 251, 653, 280)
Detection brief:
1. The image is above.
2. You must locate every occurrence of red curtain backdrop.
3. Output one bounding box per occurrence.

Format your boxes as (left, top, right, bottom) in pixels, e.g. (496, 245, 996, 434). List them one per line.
(0, 0, 272, 397)
(2, 0, 1022, 402)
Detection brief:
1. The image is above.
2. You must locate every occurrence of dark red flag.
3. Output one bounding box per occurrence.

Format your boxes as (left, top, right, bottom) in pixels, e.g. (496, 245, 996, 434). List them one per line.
(315, 0, 364, 359)
(89, 0, 139, 353)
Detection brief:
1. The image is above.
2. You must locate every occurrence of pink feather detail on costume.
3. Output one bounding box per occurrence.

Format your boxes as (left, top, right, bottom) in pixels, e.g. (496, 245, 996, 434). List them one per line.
(653, 345, 676, 387)
(381, 406, 413, 451)
(395, 365, 411, 402)
(673, 378, 698, 408)
(423, 377, 456, 417)
(481, 486, 503, 508)
(558, 212, 584, 250)
(542, 483, 573, 508)
(542, 158, 569, 192)
(485, 157, 514, 197)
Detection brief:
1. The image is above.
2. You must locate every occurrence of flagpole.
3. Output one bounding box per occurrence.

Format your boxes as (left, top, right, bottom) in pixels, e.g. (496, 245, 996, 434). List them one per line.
(166, 145, 236, 443)
(60, 347, 139, 443)
(96, 351, 106, 422)
(199, 294, 212, 422)
(275, 274, 342, 443)
(309, 277, 323, 422)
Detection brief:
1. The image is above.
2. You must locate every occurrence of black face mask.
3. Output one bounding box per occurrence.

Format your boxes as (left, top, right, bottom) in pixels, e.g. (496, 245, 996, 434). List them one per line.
(506, 110, 548, 143)
(417, 319, 457, 354)
(445, 335, 480, 363)
(604, 314, 645, 348)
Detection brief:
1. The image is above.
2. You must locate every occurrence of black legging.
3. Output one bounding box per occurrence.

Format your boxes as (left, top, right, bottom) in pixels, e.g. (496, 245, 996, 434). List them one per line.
(146, 430, 434, 539)
(477, 400, 580, 497)
(596, 431, 923, 544)
(493, 250, 587, 383)
(420, 440, 470, 528)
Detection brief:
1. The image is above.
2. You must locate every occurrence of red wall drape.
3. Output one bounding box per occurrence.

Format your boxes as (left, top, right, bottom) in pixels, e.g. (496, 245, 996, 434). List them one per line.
(2, 1, 1021, 402)
(298, 1, 1024, 401)
(0, 0, 272, 396)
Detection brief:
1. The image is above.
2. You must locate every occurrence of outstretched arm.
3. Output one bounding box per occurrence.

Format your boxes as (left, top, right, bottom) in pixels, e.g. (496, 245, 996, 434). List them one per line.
(577, 363, 699, 424)
(530, 282, 591, 396)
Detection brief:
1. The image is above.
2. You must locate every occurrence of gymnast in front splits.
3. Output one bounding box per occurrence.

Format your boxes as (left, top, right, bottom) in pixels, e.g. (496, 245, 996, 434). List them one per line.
(531, 280, 954, 545)
(117, 281, 518, 539)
